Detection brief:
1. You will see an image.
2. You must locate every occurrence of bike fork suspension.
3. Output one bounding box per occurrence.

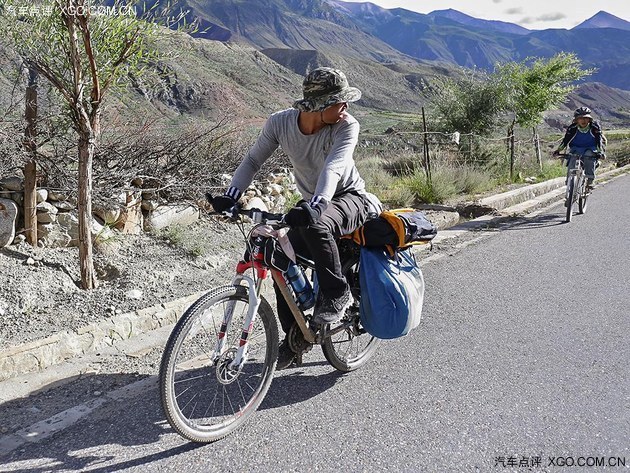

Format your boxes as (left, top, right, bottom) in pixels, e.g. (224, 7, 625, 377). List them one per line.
(211, 274, 264, 371)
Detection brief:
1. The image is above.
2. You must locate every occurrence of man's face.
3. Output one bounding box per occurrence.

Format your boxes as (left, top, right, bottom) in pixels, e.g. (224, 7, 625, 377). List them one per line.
(576, 116, 591, 127)
(321, 102, 348, 124)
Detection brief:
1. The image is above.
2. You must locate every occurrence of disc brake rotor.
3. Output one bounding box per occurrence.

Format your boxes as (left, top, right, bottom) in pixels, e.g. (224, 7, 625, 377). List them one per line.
(216, 347, 242, 385)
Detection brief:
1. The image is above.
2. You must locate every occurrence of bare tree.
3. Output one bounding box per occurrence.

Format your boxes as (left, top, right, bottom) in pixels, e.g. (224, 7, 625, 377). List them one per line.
(23, 65, 38, 245)
(1, 0, 186, 288)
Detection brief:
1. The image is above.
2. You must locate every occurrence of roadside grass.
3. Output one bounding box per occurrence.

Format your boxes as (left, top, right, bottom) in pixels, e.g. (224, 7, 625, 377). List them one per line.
(155, 224, 206, 257)
(535, 160, 567, 180)
(605, 135, 630, 167)
(357, 145, 575, 206)
(353, 114, 630, 207)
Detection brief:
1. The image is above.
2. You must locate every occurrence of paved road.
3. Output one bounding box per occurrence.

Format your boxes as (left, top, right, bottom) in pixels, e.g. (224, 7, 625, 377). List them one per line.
(2, 175, 629, 472)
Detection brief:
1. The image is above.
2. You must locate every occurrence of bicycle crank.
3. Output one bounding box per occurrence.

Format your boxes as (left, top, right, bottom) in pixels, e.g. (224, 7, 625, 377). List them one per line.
(287, 323, 313, 366)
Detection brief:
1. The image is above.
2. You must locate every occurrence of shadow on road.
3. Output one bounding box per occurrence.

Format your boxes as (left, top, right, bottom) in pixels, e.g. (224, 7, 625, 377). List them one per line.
(497, 213, 566, 231)
(1, 362, 344, 471)
(260, 364, 345, 410)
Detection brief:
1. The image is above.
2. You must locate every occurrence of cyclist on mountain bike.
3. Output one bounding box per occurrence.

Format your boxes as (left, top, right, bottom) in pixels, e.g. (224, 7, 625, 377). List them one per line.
(212, 67, 382, 369)
(553, 106, 606, 192)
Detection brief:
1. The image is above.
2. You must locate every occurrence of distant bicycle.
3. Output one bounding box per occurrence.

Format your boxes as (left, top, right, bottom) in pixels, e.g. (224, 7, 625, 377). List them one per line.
(556, 151, 601, 223)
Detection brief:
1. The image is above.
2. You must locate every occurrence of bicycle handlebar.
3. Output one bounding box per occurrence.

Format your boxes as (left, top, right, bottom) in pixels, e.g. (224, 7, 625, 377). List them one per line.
(554, 151, 604, 158)
(206, 193, 286, 224)
(235, 207, 285, 224)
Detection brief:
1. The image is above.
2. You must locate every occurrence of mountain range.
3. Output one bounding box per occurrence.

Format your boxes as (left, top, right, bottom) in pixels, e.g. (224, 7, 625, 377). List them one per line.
(178, 0, 630, 91)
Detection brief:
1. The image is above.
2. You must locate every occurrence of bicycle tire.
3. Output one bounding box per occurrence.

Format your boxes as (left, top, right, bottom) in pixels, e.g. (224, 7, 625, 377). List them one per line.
(578, 178, 588, 214)
(565, 175, 576, 223)
(159, 285, 278, 443)
(322, 253, 381, 372)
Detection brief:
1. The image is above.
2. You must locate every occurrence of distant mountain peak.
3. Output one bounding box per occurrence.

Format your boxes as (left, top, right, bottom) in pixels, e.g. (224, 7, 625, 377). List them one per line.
(427, 8, 530, 36)
(328, 0, 393, 19)
(574, 11, 630, 31)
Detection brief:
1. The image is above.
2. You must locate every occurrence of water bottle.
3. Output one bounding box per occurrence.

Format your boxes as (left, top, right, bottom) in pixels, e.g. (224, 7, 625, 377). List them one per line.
(285, 263, 315, 310)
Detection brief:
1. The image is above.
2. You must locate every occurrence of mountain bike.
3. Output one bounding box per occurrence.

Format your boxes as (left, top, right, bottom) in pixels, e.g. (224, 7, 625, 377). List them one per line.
(158, 205, 380, 443)
(559, 152, 594, 223)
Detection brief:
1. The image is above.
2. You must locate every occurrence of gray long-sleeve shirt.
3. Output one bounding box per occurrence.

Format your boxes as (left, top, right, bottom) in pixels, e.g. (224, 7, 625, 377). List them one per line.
(230, 108, 367, 203)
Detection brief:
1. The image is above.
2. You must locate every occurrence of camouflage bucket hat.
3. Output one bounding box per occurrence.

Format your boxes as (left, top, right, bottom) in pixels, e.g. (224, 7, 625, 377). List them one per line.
(292, 67, 362, 112)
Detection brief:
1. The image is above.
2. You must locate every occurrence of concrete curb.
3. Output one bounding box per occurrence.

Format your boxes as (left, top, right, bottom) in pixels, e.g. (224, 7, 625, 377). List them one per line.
(478, 176, 566, 211)
(0, 293, 202, 382)
(1, 164, 628, 382)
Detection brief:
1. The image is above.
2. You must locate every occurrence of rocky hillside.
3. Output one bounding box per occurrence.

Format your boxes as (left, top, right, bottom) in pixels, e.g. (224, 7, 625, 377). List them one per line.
(0, 26, 454, 125)
(545, 82, 630, 128)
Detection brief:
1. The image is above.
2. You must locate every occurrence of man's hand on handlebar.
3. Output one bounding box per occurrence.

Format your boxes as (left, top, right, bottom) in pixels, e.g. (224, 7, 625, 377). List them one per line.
(208, 193, 236, 212)
(205, 192, 239, 220)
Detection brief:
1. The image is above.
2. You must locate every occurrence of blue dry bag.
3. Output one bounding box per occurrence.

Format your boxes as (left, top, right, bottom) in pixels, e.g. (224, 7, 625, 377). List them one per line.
(359, 247, 425, 339)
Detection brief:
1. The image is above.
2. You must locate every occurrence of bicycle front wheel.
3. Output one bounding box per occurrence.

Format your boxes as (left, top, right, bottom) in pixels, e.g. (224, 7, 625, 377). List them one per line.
(565, 175, 576, 223)
(322, 253, 381, 372)
(578, 180, 589, 214)
(159, 285, 278, 443)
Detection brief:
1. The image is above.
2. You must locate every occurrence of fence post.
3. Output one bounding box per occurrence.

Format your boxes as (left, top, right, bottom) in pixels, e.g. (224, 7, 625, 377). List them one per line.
(421, 107, 432, 186)
(533, 126, 542, 172)
(509, 123, 515, 181)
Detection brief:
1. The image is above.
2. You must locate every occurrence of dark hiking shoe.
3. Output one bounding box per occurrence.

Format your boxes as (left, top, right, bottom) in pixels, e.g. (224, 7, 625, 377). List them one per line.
(312, 286, 353, 325)
(276, 338, 297, 370)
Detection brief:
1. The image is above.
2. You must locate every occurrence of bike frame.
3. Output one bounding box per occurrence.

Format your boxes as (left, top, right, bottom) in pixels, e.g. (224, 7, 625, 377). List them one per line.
(565, 154, 588, 204)
(210, 227, 360, 369)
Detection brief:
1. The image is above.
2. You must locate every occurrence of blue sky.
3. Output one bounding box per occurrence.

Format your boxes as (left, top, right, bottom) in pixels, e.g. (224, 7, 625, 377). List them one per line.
(339, 0, 630, 30)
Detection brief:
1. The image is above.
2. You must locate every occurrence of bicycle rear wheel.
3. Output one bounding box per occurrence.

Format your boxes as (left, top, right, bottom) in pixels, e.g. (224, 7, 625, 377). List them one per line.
(322, 252, 381, 372)
(159, 285, 278, 443)
(565, 175, 576, 223)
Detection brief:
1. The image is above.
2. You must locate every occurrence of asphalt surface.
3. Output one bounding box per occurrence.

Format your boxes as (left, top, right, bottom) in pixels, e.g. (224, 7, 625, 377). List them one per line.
(1, 174, 629, 472)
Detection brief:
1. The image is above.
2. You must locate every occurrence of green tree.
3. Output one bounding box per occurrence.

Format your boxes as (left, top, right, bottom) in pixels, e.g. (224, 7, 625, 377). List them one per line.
(0, 0, 185, 288)
(496, 53, 594, 172)
(433, 69, 510, 166)
(433, 69, 509, 136)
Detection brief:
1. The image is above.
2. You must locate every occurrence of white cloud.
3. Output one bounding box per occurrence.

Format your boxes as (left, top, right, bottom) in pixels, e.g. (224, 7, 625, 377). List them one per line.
(537, 12, 566, 22)
(338, 0, 630, 30)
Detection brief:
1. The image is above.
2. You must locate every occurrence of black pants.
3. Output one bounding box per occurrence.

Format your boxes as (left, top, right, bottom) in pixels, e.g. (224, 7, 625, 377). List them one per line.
(274, 192, 369, 334)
